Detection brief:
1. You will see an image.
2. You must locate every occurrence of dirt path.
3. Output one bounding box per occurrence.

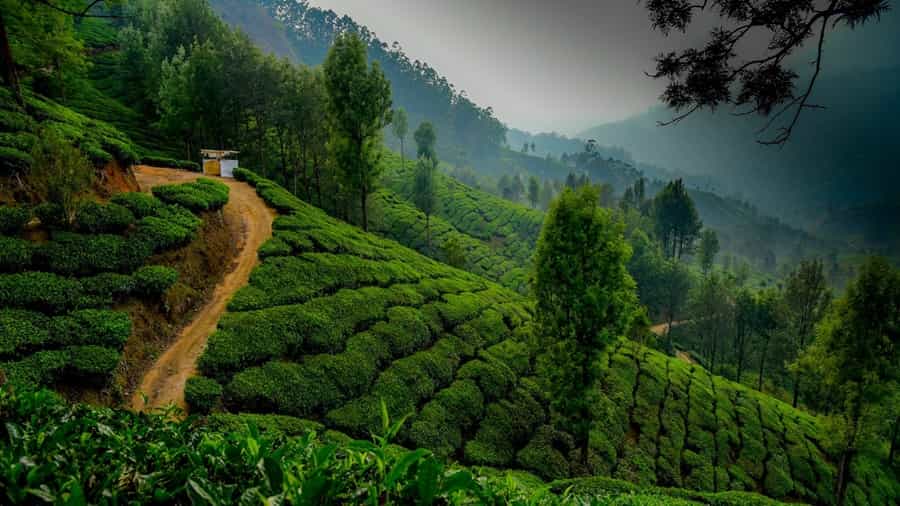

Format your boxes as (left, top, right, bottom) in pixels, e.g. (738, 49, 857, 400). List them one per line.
(130, 166, 275, 413)
(649, 321, 685, 336)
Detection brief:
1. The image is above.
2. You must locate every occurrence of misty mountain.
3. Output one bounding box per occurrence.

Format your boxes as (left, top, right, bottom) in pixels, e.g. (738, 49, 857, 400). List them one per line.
(579, 66, 900, 231)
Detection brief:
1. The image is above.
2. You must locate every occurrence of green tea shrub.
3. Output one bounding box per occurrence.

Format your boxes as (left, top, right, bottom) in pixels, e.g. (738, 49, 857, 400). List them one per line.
(185, 376, 223, 414)
(33, 202, 65, 229)
(0, 236, 32, 271)
(67, 345, 120, 379)
(133, 265, 178, 296)
(0, 272, 83, 313)
(38, 232, 151, 276)
(152, 178, 229, 212)
(0, 206, 31, 234)
(516, 425, 575, 480)
(75, 201, 135, 233)
(0, 349, 69, 387)
(0, 309, 50, 358)
(80, 272, 135, 300)
(50, 309, 130, 348)
(110, 192, 164, 219)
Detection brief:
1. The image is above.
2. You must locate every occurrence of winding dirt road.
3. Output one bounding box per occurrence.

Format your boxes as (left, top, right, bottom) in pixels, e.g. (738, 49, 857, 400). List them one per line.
(130, 166, 275, 413)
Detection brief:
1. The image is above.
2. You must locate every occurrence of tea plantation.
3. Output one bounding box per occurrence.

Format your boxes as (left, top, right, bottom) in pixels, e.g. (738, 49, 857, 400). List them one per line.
(377, 157, 544, 292)
(371, 189, 531, 292)
(192, 171, 898, 506)
(0, 179, 229, 392)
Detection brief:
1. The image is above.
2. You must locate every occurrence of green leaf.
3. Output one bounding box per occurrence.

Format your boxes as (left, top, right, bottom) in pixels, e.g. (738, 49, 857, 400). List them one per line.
(385, 449, 428, 488)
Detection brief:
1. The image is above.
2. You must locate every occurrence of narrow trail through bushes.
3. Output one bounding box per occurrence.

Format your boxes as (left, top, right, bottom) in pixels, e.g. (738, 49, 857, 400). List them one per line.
(130, 166, 275, 413)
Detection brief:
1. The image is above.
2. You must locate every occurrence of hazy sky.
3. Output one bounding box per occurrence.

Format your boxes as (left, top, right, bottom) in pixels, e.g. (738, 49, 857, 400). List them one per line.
(308, 0, 900, 135)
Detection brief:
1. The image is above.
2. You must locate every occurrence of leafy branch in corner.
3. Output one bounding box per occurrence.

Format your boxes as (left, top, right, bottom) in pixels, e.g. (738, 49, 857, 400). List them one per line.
(643, 0, 891, 145)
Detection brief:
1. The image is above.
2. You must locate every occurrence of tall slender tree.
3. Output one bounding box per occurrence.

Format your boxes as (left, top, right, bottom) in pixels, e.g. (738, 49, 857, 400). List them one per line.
(323, 32, 392, 231)
(783, 259, 830, 407)
(652, 179, 702, 260)
(392, 108, 408, 168)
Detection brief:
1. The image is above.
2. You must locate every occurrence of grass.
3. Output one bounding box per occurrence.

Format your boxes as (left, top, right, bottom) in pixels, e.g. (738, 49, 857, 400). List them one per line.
(192, 169, 899, 506)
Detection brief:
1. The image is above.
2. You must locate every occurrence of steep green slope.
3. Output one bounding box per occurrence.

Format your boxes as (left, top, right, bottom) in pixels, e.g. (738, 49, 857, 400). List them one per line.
(0, 180, 228, 395)
(371, 189, 530, 292)
(0, 87, 138, 175)
(378, 156, 542, 291)
(192, 171, 897, 505)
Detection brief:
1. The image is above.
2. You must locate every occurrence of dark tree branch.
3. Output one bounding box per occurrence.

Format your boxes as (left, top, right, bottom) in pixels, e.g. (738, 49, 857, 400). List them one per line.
(643, 0, 890, 145)
(31, 0, 125, 19)
(759, 13, 830, 146)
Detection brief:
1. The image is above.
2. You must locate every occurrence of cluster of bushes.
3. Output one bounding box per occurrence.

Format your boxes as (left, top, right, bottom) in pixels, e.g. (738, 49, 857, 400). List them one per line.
(0, 182, 215, 390)
(152, 178, 229, 212)
(139, 155, 200, 172)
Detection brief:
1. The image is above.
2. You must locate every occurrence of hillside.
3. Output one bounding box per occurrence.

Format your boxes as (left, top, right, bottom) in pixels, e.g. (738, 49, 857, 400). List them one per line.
(184, 171, 897, 505)
(579, 66, 900, 235)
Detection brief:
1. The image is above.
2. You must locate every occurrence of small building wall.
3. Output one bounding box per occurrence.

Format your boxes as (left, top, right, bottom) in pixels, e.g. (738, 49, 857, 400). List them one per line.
(203, 159, 221, 176)
(220, 159, 238, 178)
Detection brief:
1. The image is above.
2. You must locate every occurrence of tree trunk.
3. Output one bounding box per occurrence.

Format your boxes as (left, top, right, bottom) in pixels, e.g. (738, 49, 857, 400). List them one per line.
(361, 187, 368, 232)
(400, 138, 404, 169)
(791, 372, 801, 408)
(313, 153, 322, 208)
(757, 335, 769, 391)
(426, 213, 431, 254)
(736, 333, 745, 383)
(0, 12, 22, 105)
(665, 309, 675, 354)
(890, 416, 899, 466)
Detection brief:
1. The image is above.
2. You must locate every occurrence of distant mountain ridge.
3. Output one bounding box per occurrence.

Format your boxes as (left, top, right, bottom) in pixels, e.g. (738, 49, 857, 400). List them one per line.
(579, 66, 900, 233)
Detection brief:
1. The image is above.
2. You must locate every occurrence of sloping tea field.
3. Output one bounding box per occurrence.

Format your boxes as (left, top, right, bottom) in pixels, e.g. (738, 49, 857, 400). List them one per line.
(190, 171, 898, 506)
(0, 178, 229, 393)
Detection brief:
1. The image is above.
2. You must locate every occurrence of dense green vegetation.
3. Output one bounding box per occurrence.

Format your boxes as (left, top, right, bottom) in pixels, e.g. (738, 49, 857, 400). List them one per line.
(0, 179, 227, 392)
(2, 387, 809, 505)
(189, 171, 898, 505)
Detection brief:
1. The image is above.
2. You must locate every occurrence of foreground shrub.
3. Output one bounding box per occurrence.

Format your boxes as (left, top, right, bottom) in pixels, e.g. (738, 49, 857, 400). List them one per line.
(185, 376, 223, 414)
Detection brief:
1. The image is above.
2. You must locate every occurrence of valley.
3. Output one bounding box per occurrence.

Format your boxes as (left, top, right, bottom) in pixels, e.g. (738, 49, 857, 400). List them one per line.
(0, 0, 898, 505)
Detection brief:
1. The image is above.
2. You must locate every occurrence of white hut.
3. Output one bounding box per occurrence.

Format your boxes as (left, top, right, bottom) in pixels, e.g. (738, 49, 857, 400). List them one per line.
(201, 149, 240, 178)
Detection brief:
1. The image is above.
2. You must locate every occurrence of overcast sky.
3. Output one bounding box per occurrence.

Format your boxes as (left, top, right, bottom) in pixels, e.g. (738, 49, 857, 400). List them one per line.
(308, 0, 900, 135)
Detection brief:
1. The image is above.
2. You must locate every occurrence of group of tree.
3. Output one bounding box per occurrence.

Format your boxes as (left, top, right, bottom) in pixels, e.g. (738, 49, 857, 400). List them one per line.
(114, 0, 394, 230)
(254, 0, 507, 164)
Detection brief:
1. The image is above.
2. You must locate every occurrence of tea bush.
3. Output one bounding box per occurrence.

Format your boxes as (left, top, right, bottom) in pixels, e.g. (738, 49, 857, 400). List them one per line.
(152, 178, 229, 212)
(185, 376, 223, 414)
(0, 206, 30, 235)
(0, 236, 32, 271)
(132, 265, 178, 296)
(75, 201, 135, 233)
